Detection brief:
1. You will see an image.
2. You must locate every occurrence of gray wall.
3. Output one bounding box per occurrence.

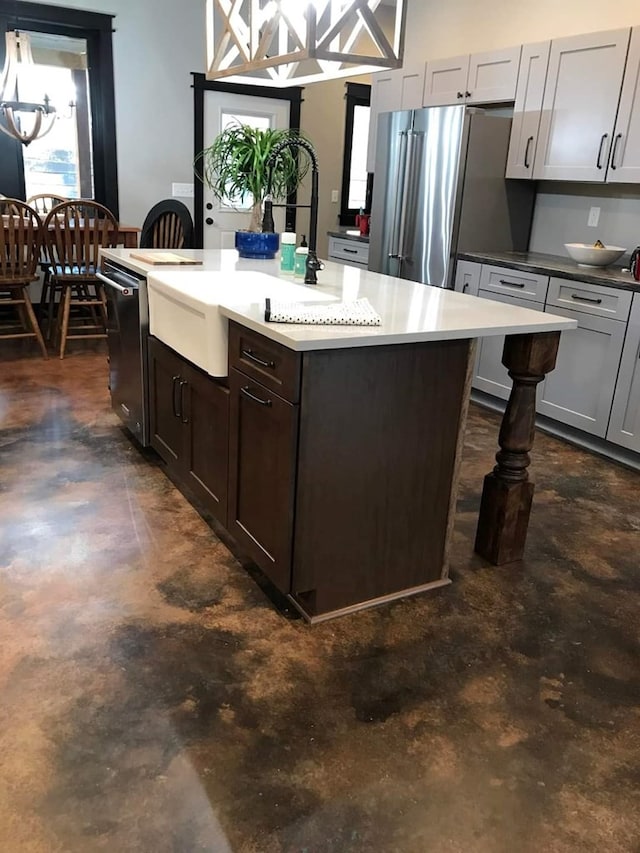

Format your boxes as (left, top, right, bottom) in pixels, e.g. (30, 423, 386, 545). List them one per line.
(530, 184, 640, 263)
(18, 0, 206, 230)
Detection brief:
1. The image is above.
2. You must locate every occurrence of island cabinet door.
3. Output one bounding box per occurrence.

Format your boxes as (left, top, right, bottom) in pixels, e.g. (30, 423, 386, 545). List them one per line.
(181, 362, 230, 527)
(148, 336, 187, 467)
(228, 368, 299, 593)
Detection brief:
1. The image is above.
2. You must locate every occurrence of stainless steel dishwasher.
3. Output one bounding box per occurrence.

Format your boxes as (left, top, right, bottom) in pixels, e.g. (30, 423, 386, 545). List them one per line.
(97, 258, 150, 446)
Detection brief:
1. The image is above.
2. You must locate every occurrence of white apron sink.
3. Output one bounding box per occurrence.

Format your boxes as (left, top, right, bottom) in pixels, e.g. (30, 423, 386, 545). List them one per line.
(147, 270, 333, 376)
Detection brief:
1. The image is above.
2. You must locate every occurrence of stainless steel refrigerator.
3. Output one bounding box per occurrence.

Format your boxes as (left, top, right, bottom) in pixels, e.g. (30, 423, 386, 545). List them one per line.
(368, 105, 535, 288)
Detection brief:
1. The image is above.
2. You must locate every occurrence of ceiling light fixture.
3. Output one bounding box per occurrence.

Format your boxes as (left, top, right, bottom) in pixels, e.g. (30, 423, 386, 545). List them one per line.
(0, 31, 56, 145)
(206, 0, 406, 87)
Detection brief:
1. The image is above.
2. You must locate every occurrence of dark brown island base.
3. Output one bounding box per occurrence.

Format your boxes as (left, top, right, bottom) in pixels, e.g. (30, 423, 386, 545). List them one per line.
(101, 248, 575, 622)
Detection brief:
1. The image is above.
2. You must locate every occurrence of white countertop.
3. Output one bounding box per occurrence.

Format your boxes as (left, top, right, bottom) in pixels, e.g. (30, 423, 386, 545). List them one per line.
(100, 248, 576, 357)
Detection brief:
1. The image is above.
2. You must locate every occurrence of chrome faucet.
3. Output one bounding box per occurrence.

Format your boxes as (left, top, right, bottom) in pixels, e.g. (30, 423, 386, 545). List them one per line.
(266, 136, 323, 285)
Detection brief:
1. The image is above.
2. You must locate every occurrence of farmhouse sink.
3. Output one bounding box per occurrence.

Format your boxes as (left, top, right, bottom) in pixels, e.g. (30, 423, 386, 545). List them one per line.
(147, 270, 334, 376)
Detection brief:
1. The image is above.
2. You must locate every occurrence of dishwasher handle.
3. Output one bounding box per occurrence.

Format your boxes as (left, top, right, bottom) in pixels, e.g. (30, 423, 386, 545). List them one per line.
(96, 272, 135, 296)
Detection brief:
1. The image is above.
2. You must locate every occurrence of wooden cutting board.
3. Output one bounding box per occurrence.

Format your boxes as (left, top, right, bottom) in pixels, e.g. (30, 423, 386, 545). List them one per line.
(130, 251, 203, 265)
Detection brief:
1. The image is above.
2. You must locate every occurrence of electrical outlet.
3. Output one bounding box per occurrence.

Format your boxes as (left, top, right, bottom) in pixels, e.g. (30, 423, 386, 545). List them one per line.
(172, 182, 194, 198)
(588, 206, 600, 227)
(331, 189, 339, 203)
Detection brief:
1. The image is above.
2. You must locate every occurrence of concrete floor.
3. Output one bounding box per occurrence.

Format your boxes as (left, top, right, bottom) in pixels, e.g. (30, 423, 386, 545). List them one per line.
(1, 348, 639, 853)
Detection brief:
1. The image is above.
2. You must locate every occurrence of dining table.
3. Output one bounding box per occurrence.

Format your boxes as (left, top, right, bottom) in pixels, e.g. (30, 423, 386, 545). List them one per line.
(1, 215, 140, 248)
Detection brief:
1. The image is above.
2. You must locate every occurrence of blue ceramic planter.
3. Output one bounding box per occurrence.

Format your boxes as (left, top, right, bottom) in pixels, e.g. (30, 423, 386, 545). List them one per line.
(235, 231, 280, 259)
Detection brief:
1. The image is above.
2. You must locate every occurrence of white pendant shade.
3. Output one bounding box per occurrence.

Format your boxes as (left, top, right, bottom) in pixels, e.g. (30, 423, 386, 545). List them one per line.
(206, 0, 406, 87)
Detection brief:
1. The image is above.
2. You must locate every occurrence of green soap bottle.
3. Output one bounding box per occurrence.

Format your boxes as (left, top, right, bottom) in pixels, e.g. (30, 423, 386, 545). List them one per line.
(294, 234, 309, 278)
(280, 231, 296, 273)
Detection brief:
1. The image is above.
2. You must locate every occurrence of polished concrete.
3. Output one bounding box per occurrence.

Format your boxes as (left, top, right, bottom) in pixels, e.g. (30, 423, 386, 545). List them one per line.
(1, 348, 639, 853)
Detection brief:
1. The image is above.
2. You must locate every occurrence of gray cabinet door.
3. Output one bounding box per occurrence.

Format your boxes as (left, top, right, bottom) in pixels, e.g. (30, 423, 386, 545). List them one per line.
(473, 290, 544, 400)
(609, 26, 640, 183)
(506, 41, 551, 179)
(537, 306, 626, 436)
(607, 296, 640, 450)
(454, 260, 481, 295)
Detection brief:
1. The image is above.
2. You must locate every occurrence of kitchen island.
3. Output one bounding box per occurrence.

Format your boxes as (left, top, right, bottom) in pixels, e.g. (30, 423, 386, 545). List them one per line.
(100, 248, 576, 622)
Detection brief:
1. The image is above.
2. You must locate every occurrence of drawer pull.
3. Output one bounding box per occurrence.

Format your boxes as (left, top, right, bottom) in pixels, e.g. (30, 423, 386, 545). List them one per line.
(571, 294, 602, 305)
(241, 385, 272, 407)
(499, 279, 525, 288)
(241, 348, 275, 369)
(343, 247, 358, 254)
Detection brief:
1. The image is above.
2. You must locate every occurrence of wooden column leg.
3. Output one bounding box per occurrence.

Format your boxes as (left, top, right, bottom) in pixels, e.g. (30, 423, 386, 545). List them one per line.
(475, 330, 561, 565)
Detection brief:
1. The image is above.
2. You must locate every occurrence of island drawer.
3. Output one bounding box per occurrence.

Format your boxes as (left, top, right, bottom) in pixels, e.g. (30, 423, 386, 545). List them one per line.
(547, 278, 632, 322)
(479, 265, 549, 303)
(229, 322, 301, 403)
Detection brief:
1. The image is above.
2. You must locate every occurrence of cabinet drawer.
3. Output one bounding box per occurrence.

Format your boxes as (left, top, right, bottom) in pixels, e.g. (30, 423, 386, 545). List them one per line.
(229, 322, 301, 403)
(479, 265, 549, 302)
(328, 238, 369, 266)
(547, 277, 632, 321)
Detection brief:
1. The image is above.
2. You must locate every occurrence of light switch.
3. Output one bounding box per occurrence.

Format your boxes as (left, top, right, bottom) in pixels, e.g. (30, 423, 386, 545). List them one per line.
(588, 206, 600, 227)
(331, 189, 339, 203)
(172, 182, 194, 198)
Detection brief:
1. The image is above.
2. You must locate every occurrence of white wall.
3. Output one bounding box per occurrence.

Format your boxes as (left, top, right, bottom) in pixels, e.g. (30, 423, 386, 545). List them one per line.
(403, 0, 640, 64)
(18, 0, 205, 230)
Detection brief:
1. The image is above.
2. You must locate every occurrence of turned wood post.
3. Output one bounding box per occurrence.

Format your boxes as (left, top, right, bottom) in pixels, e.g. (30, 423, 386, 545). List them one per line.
(475, 330, 561, 565)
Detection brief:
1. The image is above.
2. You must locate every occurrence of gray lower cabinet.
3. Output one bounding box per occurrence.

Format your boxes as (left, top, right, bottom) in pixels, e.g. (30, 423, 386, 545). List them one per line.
(473, 289, 545, 400)
(537, 305, 627, 437)
(453, 260, 480, 295)
(607, 295, 640, 450)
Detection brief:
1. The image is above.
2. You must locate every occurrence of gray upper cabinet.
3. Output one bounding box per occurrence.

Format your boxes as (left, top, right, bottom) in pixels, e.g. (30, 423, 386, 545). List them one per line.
(607, 295, 640, 451)
(422, 47, 521, 107)
(609, 26, 640, 183)
(366, 64, 426, 172)
(533, 28, 631, 182)
(538, 279, 629, 436)
(506, 41, 551, 179)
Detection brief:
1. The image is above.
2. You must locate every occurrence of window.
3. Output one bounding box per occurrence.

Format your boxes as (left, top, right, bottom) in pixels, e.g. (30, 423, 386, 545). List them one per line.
(339, 82, 371, 227)
(0, 2, 117, 215)
(220, 110, 272, 210)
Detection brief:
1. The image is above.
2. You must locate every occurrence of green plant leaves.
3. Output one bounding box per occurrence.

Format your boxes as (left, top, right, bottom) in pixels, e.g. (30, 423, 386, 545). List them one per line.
(195, 124, 312, 211)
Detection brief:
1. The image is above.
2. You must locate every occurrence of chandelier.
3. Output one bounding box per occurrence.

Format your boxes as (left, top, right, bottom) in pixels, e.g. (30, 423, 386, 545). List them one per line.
(206, 0, 406, 87)
(0, 31, 56, 146)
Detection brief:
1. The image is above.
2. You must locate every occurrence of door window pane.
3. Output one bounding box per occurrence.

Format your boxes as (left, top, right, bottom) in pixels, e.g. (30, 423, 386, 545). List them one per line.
(219, 111, 272, 209)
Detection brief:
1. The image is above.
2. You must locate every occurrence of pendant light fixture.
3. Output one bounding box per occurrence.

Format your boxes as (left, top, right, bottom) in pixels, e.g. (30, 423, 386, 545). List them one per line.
(0, 31, 57, 146)
(206, 0, 406, 87)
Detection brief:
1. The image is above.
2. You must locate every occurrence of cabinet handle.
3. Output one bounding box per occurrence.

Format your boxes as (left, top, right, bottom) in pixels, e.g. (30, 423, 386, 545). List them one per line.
(465, 90, 471, 98)
(596, 133, 609, 169)
(343, 247, 358, 254)
(240, 385, 272, 407)
(610, 133, 622, 170)
(180, 379, 189, 424)
(524, 136, 534, 169)
(172, 375, 181, 418)
(571, 293, 602, 305)
(499, 279, 525, 288)
(463, 282, 469, 293)
(241, 348, 275, 369)
(456, 91, 464, 99)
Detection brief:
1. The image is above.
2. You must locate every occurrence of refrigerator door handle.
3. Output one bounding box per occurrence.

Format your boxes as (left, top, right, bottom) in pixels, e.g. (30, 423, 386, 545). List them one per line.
(394, 130, 418, 264)
(387, 130, 410, 260)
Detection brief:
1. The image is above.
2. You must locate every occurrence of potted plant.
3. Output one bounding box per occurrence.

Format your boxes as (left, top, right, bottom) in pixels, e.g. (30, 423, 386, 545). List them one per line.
(197, 122, 310, 259)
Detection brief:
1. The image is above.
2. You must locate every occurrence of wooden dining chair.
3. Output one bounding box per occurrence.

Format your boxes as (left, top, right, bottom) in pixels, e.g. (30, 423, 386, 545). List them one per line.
(27, 195, 69, 320)
(42, 200, 119, 359)
(139, 199, 194, 249)
(0, 198, 48, 358)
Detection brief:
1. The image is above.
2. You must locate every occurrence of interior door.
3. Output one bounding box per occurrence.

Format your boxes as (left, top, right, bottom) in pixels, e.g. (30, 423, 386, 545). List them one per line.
(202, 90, 291, 250)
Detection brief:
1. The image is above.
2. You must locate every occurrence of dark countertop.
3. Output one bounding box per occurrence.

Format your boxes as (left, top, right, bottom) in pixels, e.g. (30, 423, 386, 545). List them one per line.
(327, 229, 369, 244)
(459, 250, 640, 294)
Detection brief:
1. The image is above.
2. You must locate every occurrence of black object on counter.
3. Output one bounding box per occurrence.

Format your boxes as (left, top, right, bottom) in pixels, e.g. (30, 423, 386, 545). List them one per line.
(261, 196, 275, 233)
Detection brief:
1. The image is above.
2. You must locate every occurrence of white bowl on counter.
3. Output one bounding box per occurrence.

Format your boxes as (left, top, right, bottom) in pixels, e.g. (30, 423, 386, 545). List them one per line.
(564, 243, 626, 267)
